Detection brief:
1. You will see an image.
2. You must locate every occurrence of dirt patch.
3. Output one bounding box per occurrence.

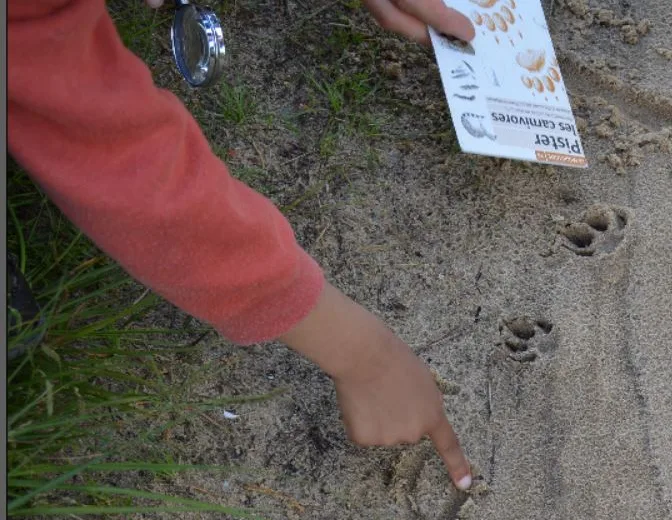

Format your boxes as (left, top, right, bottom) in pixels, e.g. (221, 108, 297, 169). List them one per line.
(112, 0, 672, 518)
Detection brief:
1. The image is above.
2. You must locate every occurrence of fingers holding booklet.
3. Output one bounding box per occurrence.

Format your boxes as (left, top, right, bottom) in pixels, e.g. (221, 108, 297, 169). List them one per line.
(363, 0, 476, 45)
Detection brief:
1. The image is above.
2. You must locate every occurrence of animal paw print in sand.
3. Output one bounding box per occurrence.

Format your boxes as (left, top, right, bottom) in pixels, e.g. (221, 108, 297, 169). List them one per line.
(517, 49, 564, 102)
(470, 0, 523, 46)
(559, 205, 629, 257)
(498, 316, 555, 363)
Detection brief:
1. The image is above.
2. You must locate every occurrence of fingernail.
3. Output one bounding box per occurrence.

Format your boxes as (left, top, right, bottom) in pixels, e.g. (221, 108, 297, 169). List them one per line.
(456, 475, 472, 491)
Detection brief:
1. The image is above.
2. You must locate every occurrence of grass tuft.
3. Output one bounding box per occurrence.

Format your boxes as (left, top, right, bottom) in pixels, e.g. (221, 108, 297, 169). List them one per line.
(219, 81, 258, 124)
(6, 160, 274, 516)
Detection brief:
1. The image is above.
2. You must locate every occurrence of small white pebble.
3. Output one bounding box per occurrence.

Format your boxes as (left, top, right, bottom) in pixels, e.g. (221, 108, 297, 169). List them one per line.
(223, 410, 239, 420)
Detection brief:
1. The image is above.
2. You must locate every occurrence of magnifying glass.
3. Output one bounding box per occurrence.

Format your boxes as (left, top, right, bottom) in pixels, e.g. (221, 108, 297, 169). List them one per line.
(170, 0, 226, 87)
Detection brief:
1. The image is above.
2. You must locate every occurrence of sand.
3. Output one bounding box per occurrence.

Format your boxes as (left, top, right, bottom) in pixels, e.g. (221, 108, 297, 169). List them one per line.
(146, 0, 672, 518)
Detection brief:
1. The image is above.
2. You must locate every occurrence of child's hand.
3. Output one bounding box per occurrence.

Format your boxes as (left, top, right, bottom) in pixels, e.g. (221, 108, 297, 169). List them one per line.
(363, 0, 475, 45)
(280, 283, 472, 491)
(334, 330, 473, 490)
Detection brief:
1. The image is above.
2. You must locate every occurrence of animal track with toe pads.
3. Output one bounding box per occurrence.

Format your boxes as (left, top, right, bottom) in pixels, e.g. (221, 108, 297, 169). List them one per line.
(498, 316, 556, 363)
(559, 205, 630, 257)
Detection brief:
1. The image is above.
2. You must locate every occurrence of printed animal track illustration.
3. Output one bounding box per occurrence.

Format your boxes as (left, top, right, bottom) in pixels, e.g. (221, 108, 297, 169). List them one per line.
(517, 49, 564, 102)
(436, 33, 476, 56)
(451, 60, 476, 81)
(461, 113, 497, 140)
(470, 0, 523, 46)
(558, 205, 629, 257)
(498, 316, 555, 363)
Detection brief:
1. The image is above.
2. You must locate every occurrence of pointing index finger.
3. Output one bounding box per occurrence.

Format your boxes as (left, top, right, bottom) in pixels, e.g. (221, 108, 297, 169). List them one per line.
(429, 414, 472, 491)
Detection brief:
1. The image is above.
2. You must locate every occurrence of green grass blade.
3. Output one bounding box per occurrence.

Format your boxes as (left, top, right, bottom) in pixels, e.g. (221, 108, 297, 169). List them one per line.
(8, 388, 52, 429)
(45, 379, 54, 417)
(9, 400, 147, 436)
(8, 202, 27, 272)
(57, 295, 159, 342)
(8, 481, 262, 518)
(47, 327, 197, 339)
(7, 456, 103, 511)
(10, 461, 241, 477)
(36, 263, 120, 299)
(48, 277, 130, 314)
(9, 505, 263, 518)
(8, 350, 33, 386)
(9, 423, 84, 475)
(30, 231, 84, 285)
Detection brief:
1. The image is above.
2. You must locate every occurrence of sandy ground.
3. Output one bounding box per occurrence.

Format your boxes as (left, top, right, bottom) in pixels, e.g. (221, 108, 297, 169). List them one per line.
(141, 0, 672, 518)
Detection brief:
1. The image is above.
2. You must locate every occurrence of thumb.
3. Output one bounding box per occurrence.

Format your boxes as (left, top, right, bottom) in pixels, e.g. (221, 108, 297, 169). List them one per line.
(393, 0, 476, 42)
(434, 5, 476, 42)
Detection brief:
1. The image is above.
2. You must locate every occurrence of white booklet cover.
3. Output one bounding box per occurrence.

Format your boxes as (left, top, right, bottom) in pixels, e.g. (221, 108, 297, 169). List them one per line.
(430, 0, 588, 168)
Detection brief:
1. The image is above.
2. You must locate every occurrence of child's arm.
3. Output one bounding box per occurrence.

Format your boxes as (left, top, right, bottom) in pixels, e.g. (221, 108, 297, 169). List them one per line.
(8, 0, 323, 344)
(8, 0, 471, 489)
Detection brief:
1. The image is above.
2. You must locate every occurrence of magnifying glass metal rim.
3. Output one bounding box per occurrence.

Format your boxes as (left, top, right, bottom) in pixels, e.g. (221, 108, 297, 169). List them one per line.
(170, 0, 226, 88)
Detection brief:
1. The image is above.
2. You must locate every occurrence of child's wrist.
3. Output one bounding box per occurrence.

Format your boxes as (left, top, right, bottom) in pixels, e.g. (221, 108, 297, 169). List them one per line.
(278, 282, 393, 381)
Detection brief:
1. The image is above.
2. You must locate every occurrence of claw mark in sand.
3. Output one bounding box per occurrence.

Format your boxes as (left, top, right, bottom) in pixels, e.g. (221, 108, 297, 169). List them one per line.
(389, 443, 488, 519)
(498, 316, 556, 363)
(559, 205, 630, 257)
(389, 443, 434, 514)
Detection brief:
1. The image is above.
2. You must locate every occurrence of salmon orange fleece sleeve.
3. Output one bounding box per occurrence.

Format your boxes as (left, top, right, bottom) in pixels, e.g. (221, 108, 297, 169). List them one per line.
(8, 0, 324, 344)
